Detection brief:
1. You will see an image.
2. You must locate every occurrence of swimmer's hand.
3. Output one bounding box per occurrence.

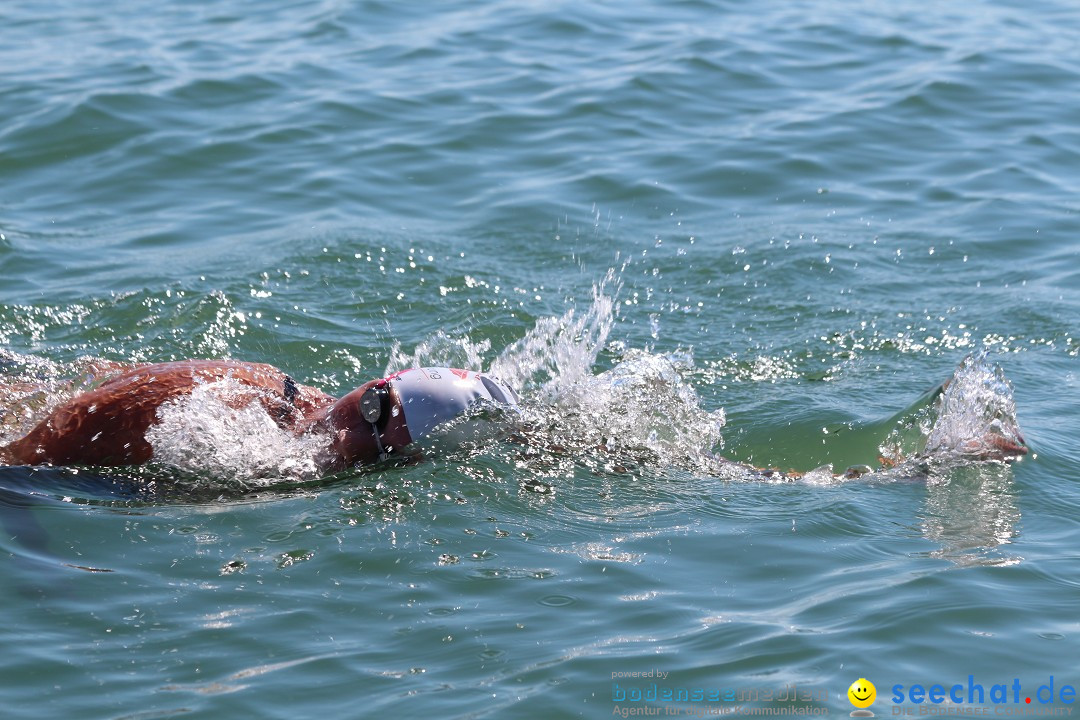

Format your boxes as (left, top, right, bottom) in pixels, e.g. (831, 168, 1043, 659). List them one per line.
(921, 353, 1028, 465)
(959, 430, 1028, 463)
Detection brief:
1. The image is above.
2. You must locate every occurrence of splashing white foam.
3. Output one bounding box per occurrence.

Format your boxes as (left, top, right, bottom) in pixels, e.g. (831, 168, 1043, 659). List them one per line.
(0, 350, 126, 445)
(384, 331, 491, 376)
(923, 351, 1025, 460)
(485, 273, 724, 467)
(489, 270, 617, 397)
(145, 379, 324, 486)
(548, 348, 726, 466)
(381, 271, 725, 470)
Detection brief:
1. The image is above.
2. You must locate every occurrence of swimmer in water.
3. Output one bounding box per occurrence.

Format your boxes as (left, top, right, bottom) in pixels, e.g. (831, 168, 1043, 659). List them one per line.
(0, 357, 1026, 474)
(0, 360, 519, 471)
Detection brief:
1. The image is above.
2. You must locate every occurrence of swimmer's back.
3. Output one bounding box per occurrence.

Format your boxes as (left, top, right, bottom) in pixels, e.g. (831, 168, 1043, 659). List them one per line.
(2, 360, 331, 466)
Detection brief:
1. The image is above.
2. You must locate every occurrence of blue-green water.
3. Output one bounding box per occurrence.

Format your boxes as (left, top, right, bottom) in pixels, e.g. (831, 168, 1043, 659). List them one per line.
(2, 1, 1079, 718)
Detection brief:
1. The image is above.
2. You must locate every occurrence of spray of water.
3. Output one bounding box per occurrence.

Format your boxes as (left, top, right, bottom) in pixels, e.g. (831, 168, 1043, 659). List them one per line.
(516, 348, 727, 470)
(875, 350, 1025, 475)
(489, 271, 617, 397)
(384, 331, 491, 377)
(144, 378, 324, 487)
(0, 350, 123, 445)
(368, 271, 727, 473)
(923, 351, 1025, 460)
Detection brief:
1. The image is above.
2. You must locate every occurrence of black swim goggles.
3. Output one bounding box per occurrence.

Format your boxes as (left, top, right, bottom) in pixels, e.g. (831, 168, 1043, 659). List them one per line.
(359, 381, 392, 458)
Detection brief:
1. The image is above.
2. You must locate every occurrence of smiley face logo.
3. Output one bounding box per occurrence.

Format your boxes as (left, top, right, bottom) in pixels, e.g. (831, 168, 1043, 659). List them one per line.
(848, 678, 876, 709)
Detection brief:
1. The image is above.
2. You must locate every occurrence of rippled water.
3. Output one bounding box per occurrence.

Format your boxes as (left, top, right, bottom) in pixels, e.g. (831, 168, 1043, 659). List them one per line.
(2, 0, 1079, 718)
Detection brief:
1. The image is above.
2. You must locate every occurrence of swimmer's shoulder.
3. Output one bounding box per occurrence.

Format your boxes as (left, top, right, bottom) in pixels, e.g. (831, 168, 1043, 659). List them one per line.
(85, 359, 334, 417)
(91, 359, 281, 389)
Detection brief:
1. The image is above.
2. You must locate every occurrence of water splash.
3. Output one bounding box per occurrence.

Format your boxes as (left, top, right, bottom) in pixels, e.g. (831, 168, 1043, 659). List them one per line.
(386, 271, 726, 473)
(526, 348, 726, 469)
(875, 352, 1025, 472)
(385, 331, 491, 376)
(0, 350, 120, 445)
(450, 346, 1022, 482)
(145, 379, 324, 487)
(382, 270, 620, 382)
(489, 270, 617, 397)
(922, 351, 1025, 461)
(486, 273, 723, 470)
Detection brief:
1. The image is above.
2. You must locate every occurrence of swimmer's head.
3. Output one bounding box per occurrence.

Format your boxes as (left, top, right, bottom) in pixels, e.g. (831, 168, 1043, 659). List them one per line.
(326, 367, 519, 466)
(326, 377, 410, 466)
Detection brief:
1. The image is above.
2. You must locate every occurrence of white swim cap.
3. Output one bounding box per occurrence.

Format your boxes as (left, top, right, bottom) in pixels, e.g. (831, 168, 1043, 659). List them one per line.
(387, 367, 519, 443)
